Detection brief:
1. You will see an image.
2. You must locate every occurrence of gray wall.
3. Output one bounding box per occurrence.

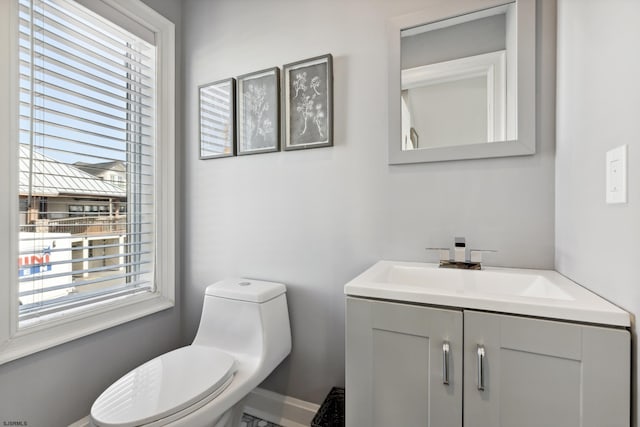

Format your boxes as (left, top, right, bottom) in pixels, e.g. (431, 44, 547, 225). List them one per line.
(555, 0, 640, 423)
(0, 1, 183, 426)
(406, 77, 488, 147)
(182, 0, 556, 404)
(401, 13, 506, 69)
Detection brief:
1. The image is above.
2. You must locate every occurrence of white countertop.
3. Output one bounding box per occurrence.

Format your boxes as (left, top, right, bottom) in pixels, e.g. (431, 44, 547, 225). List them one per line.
(344, 260, 630, 327)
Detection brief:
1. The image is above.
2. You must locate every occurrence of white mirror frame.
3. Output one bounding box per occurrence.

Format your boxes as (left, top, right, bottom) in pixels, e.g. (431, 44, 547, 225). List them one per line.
(388, 0, 536, 164)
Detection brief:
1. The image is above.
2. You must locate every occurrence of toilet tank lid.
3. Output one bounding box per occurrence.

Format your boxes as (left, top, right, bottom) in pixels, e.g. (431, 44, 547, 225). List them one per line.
(206, 278, 286, 303)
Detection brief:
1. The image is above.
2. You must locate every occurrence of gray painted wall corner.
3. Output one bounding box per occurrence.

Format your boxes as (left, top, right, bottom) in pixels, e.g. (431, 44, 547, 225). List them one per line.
(555, 0, 640, 424)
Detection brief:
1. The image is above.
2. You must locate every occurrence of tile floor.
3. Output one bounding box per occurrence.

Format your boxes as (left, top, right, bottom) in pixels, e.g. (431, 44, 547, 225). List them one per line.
(241, 413, 282, 427)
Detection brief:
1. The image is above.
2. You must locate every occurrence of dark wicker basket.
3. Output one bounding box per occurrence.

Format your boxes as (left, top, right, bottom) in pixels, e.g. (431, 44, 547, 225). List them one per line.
(311, 387, 345, 427)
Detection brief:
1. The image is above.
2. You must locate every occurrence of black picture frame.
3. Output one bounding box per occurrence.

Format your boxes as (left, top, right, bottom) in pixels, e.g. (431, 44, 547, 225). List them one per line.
(236, 67, 280, 155)
(283, 54, 333, 150)
(199, 78, 236, 159)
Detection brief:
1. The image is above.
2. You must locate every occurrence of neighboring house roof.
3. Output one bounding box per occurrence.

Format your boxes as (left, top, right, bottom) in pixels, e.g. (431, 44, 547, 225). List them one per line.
(19, 145, 126, 198)
(74, 160, 126, 177)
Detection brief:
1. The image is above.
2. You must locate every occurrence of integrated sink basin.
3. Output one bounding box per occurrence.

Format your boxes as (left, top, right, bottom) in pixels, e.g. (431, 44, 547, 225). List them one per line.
(344, 260, 629, 327)
(383, 264, 573, 300)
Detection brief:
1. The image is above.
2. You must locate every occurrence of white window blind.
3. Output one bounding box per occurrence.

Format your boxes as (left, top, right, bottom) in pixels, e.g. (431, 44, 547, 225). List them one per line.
(18, 0, 156, 326)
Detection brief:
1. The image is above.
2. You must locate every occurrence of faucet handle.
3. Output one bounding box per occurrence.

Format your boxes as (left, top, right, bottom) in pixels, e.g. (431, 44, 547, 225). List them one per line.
(469, 249, 497, 263)
(425, 247, 451, 262)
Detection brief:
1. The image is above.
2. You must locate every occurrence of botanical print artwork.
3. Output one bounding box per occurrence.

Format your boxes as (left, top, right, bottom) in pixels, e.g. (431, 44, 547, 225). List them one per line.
(240, 72, 278, 152)
(289, 62, 328, 146)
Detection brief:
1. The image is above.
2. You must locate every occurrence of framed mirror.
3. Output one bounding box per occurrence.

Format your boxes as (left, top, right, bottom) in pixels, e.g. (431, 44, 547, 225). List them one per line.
(199, 78, 236, 159)
(388, 0, 535, 164)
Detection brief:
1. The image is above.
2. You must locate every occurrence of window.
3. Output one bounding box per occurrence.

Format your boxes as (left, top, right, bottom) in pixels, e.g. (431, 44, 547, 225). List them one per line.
(0, 0, 175, 364)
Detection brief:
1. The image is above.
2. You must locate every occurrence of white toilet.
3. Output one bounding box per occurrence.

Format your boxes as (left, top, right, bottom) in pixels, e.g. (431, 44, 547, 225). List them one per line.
(90, 278, 292, 427)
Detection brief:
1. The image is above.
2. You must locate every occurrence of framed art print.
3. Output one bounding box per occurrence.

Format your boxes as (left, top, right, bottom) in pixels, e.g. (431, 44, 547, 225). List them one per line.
(237, 67, 280, 155)
(283, 54, 333, 150)
(199, 78, 236, 159)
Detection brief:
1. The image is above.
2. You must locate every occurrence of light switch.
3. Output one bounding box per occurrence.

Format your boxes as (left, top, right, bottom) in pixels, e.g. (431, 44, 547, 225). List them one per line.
(606, 145, 627, 204)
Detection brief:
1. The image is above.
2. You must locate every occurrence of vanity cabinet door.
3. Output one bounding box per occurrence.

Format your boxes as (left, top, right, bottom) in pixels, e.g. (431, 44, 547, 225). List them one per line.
(346, 297, 463, 427)
(463, 310, 630, 427)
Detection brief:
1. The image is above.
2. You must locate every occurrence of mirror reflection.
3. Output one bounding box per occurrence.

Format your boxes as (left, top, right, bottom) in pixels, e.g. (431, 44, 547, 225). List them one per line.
(199, 78, 236, 159)
(401, 3, 516, 151)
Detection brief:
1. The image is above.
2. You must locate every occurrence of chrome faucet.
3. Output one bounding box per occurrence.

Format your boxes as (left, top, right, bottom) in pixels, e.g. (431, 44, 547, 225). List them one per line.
(426, 237, 495, 270)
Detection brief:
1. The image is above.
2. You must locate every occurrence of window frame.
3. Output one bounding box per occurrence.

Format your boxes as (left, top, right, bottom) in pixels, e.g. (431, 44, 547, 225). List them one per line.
(0, 0, 175, 365)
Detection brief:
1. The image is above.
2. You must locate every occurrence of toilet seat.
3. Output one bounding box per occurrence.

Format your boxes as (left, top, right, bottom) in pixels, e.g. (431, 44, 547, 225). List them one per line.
(91, 345, 236, 427)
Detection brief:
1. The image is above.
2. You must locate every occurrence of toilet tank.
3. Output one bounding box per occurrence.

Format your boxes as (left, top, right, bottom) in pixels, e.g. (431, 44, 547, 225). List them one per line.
(192, 278, 291, 369)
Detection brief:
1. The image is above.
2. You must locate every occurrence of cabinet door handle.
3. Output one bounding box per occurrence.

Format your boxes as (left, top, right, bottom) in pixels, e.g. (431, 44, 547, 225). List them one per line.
(442, 341, 450, 385)
(477, 345, 486, 391)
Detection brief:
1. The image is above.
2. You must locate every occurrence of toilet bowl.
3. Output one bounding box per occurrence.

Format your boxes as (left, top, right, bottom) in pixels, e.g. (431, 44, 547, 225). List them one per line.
(90, 278, 292, 427)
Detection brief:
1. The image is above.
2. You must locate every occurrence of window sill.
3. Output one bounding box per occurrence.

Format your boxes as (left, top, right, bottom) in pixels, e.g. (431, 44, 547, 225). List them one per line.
(0, 292, 174, 366)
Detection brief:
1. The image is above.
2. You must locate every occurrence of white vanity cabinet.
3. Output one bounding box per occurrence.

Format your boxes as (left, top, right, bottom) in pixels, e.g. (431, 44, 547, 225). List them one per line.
(463, 310, 630, 427)
(346, 297, 630, 427)
(346, 298, 463, 426)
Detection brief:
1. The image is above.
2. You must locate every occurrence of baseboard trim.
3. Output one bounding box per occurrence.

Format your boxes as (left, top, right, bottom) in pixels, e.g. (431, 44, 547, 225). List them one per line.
(244, 387, 320, 427)
(68, 417, 89, 427)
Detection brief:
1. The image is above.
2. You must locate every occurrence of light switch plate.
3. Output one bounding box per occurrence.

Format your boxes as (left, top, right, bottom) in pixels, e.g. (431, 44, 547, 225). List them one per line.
(606, 145, 627, 204)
